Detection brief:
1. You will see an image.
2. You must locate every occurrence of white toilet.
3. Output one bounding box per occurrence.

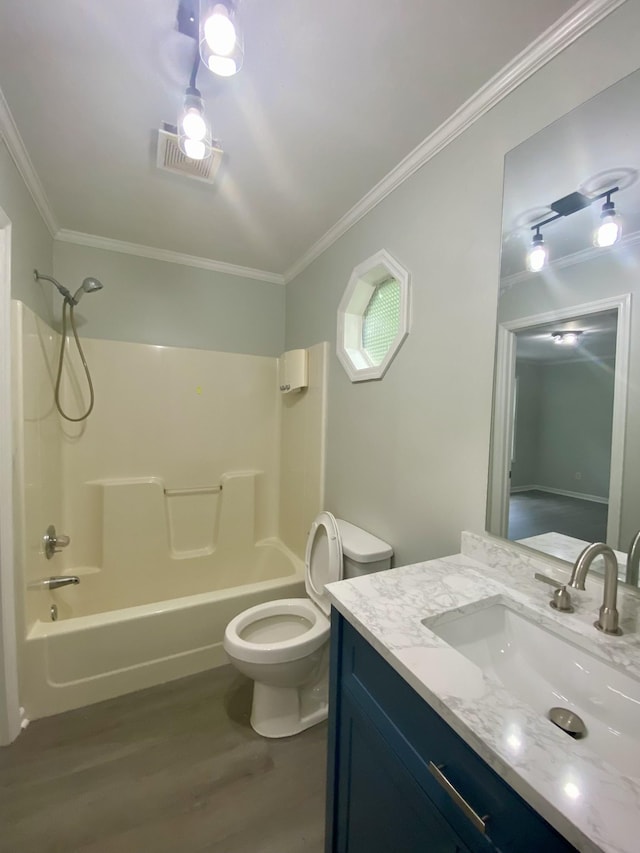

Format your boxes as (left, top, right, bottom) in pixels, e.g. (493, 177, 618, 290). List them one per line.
(224, 512, 393, 738)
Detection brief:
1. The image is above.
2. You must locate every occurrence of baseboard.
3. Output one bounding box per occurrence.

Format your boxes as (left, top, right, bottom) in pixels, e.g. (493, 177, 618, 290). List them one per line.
(510, 484, 608, 505)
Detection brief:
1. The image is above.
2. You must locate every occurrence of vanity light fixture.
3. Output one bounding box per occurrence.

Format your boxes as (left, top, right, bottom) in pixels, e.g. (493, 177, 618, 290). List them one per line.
(551, 331, 583, 346)
(594, 191, 621, 248)
(199, 0, 244, 77)
(178, 46, 213, 161)
(526, 186, 620, 271)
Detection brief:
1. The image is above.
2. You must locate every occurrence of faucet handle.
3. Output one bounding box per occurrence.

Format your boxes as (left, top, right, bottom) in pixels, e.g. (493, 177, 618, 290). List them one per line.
(550, 586, 574, 613)
(43, 525, 71, 560)
(534, 573, 574, 612)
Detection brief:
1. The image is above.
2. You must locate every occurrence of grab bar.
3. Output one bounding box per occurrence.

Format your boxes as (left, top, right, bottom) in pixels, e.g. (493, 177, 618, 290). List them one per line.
(163, 485, 223, 497)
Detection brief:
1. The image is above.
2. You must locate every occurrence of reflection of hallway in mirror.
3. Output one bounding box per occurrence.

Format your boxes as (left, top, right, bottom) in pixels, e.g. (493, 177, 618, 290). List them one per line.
(508, 489, 607, 541)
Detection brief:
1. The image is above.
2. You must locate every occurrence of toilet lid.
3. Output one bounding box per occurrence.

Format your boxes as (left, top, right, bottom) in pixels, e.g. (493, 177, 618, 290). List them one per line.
(304, 511, 343, 615)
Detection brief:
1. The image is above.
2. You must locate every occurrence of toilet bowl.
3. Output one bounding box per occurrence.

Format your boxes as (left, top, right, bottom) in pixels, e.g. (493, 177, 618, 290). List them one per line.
(224, 512, 393, 738)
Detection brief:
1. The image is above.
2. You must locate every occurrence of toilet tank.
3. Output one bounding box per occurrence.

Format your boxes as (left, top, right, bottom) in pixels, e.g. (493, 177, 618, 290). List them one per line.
(336, 519, 393, 579)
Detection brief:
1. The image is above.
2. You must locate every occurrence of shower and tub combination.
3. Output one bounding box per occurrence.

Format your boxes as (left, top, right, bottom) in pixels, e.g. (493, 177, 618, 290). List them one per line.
(13, 281, 328, 720)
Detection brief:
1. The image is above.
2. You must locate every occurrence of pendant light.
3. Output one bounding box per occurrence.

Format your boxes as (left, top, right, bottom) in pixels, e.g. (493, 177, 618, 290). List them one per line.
(178, 46, 213, 161)
(199, 1, 244, 77)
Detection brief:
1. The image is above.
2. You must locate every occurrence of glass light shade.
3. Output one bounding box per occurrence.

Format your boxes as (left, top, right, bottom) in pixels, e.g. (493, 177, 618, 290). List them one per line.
(204, 4, 236, 56)
(179, 91, 208, 140)
(181, 108, 207, 141)
(183, 138, 207, 160)
(526, 233, 548, 272)
(594, 206, 621, 248)
(200, 0, 244, 76)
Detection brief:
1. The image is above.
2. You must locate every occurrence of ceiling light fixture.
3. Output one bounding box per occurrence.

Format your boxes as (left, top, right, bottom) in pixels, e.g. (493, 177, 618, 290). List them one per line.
(594, 191, 622, 248)
(525, 186, 621, 272)
(199, 0, 244, 77)
(178, 46, 213, 161)
(526, 228, 548, 272)
(551, 331, 583, 346)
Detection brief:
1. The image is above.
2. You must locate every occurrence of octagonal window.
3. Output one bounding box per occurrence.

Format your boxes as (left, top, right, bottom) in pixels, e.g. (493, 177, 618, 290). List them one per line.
(337, 250, 410, 382)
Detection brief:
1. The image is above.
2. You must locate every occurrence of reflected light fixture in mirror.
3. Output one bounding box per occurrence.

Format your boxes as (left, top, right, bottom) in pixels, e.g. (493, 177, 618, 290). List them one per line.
(594, 192, 622, 247)
(526, 228, 548, 271)
(525, 187, 621, 271)
(551, 331, 583, 346)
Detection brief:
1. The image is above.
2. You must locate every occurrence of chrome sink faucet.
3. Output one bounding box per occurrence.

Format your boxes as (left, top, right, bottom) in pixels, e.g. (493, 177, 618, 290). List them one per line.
(568, 542, 622, 635)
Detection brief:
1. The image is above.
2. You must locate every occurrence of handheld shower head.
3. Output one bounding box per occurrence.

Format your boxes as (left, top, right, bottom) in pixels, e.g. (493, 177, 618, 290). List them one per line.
(72, 277, 104, 304)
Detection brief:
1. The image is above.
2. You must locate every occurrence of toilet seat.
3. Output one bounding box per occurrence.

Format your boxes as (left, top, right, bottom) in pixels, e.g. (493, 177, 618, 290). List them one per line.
(224, 512, 343, 667)
(304, 511, 343, 615)
(224, 598, 330, 664)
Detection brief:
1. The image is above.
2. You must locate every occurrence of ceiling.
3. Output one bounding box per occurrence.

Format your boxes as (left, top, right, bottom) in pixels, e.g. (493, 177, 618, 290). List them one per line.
(501, 67, 640, 281)
(0, 0, 576, 278)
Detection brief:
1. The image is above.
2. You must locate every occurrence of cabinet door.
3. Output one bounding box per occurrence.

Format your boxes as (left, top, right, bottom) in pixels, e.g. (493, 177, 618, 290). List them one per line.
(332, 691, 473, 853)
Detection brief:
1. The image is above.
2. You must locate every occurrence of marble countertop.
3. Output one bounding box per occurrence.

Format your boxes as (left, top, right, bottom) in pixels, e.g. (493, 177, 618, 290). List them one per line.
(326, 531, 640, 853)
(517, 532, 628, 579)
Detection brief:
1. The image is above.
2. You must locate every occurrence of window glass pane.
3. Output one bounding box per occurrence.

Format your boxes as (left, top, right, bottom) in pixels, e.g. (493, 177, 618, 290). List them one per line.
(362, 278, 401, 365)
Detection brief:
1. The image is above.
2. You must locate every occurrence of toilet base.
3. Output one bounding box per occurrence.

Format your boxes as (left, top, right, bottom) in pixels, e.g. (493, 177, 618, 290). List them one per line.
(250, 675, 328, 738)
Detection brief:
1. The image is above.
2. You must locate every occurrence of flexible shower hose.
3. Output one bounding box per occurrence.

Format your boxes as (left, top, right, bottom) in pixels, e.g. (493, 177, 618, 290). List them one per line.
(54, 300, 96, 422)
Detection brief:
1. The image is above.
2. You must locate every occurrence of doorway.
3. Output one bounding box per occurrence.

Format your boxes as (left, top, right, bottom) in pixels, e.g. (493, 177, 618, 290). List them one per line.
(488, 295, 630, 551)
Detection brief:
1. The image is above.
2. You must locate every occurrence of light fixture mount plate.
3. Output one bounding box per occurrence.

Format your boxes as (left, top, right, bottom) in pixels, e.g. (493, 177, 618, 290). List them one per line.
(551, 192, 591, 217)
(177, 0, 198, 39)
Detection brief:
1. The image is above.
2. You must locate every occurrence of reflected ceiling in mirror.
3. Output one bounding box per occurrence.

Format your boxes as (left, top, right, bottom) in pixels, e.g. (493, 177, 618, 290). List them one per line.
(488, 66, 640, 587)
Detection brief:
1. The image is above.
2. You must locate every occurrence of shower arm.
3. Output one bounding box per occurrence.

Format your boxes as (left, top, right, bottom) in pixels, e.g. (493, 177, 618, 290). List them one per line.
(33, 270, 73, 302)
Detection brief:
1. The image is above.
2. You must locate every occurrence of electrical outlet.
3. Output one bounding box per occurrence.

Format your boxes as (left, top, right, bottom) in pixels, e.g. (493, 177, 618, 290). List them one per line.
(575, 472, 582, 480)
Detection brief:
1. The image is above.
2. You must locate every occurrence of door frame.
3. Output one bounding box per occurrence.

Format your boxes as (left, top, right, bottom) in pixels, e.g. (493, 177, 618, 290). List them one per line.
(488, 293, 631, 547)
(0, 207, 21, 745)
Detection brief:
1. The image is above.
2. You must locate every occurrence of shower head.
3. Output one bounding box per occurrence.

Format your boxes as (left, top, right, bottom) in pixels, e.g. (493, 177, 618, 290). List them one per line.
(71, 277, 104, 305)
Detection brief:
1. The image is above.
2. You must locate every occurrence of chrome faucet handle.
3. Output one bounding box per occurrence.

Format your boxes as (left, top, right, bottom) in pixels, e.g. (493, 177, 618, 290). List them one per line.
(43, 525, 71, 560)
(534, 573, 574, 612)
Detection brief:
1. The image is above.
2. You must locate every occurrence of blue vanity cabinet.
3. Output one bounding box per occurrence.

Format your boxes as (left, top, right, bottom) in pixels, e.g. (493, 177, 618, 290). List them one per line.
(326, 611, 577, 853)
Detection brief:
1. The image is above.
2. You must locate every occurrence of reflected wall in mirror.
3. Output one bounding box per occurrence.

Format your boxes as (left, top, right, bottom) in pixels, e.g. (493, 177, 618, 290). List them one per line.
(487, 67, 640, 587)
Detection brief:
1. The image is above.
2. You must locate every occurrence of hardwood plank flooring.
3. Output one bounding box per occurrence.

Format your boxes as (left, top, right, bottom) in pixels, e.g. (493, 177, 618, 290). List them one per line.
(0, 667, 327, 853)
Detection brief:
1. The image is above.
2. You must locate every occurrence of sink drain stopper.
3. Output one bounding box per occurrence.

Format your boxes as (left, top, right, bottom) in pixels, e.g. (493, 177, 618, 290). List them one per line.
(548, 707, 586, 739)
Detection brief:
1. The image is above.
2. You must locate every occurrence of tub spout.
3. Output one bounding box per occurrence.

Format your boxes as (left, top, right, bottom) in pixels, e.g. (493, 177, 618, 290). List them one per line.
(43, 576, 80, 590)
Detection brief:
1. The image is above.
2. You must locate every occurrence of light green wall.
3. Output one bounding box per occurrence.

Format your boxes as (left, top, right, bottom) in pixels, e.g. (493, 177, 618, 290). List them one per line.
(53, 242, 285, 357)
(0, 140, 53, 321)
(285, 2, 640, 566)
(536, 359, 614, 499)
(511, 362, 540, 488)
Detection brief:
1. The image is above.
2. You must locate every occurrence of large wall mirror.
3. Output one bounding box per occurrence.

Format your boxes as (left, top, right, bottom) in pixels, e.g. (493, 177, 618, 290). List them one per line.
(487, 67, 640, 586)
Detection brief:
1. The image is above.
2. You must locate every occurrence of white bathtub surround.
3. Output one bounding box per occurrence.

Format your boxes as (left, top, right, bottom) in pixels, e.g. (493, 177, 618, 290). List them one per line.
(326, 531, 640, 853)
(12, 301, 328, 719)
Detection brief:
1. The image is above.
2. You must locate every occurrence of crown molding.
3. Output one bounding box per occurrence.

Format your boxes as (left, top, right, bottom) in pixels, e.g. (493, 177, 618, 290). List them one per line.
(500, 228, 640, 292)
(0, 86, 58, 236)
(283, 0, 628, 284)
(55, 230, 286, 285)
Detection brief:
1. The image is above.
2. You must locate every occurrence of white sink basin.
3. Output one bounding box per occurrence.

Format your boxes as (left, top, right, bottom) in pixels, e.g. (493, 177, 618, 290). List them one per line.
(423, 599, 640, 780)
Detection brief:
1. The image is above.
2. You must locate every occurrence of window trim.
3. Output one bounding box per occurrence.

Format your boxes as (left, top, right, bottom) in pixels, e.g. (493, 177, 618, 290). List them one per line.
(336, 249, 411, 382)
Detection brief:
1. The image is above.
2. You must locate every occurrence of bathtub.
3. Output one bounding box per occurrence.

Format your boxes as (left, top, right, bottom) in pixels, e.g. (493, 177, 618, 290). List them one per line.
(22, 538, 304, 720)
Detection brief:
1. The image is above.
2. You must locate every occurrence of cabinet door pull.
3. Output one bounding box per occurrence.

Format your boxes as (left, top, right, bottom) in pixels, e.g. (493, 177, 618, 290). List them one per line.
(428, 761, 489, 834)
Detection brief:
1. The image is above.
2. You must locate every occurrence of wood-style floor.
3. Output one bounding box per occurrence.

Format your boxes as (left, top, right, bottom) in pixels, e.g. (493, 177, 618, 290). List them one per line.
(508, 489, 608, 542)
(0, 667, 327, 853)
